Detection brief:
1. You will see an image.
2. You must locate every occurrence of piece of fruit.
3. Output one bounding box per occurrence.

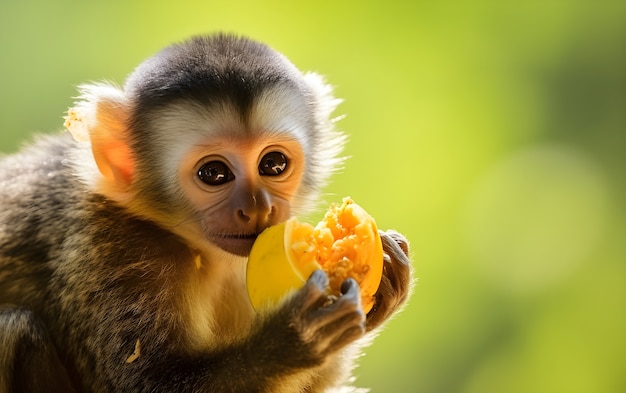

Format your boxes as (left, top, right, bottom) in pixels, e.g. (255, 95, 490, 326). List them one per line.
(246, 197, 383, 313)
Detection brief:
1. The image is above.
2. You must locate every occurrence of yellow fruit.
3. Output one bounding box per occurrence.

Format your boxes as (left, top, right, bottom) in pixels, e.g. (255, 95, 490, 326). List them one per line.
(247, 197, 383, 313)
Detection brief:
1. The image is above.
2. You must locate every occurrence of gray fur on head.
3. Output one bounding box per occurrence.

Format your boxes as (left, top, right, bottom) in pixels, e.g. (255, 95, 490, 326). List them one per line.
(73, 34, 345, 215)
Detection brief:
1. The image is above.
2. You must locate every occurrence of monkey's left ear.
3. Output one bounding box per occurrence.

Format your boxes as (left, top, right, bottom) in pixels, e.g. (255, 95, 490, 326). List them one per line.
(65, 84, 135, 189)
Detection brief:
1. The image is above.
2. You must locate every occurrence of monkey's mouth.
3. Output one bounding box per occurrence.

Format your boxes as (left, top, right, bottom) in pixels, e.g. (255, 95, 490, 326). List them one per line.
(209, 232, 259, 257)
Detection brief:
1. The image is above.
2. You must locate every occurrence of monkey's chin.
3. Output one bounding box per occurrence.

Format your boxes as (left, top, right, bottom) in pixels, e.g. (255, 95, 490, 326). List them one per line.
(209, 235, 257, 257)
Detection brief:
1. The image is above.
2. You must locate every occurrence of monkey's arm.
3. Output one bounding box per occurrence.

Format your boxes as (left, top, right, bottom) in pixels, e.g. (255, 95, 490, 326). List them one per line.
(0, 307, 75, 393)
(148, 233, 407, 392)
(365, 230, 413, 332)
(118, 270, 364, 392)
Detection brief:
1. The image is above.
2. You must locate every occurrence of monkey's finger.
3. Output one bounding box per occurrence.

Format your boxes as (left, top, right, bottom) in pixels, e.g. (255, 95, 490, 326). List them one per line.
(312, 302, 366, 356)
(321, 319, 366, 357)
(366, 274, 398, 330)
(306, 278, 362, 324)
(379, 231, 412, 289)
(340, 277, 358, 295)
(307, 269, 330, 290)
(365, 231, 413, 331)
(385, 229, 410, 257)
(379, 230, 411, 260)
(299, 269, 330, 310)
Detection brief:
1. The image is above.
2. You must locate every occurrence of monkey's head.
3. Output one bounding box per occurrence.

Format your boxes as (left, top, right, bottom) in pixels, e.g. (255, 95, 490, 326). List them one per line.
(67, 34, 345, 257)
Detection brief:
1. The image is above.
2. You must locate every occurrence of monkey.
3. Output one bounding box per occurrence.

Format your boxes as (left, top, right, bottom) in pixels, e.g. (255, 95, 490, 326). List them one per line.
(0, 34, 412, 393)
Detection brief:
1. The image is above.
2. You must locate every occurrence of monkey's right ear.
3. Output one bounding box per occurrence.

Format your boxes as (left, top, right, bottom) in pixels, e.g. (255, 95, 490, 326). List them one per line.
(65, 84, 134, 189)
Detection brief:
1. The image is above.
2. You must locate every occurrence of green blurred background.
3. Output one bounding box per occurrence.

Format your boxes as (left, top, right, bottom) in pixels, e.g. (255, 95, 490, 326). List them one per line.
(1, 1, 625, 392)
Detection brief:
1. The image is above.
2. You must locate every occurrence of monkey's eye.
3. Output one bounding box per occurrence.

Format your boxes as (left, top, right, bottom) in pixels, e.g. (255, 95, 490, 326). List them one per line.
(197, 161, 235, 186)
(259, 151, 288, 176)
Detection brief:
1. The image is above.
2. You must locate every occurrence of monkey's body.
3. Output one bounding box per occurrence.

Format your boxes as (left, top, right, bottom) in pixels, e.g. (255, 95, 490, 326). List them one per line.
(0, 35, 412, 392)
(0, 134, 357, 392)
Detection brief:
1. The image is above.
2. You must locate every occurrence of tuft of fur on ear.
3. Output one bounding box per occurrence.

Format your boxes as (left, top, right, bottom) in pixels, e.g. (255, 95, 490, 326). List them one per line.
(65, 83, 135, 199)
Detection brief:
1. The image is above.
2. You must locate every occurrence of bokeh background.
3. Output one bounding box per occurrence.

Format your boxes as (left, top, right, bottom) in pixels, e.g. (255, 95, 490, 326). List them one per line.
(1, 1, 625, 392)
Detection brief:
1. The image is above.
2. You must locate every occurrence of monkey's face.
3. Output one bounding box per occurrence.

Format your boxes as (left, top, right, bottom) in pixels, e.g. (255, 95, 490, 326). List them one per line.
(140, 96, 310, 257)
(178, 133, 305, 256)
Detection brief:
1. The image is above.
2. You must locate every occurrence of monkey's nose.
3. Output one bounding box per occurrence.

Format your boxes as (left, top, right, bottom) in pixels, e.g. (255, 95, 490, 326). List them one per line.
(236, 204, 272, 224)
(237, 208, 254, 224)
(235, 191, 272, 227)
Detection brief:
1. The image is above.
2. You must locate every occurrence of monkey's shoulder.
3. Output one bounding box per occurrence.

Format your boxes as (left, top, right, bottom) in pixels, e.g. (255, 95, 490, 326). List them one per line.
(0, 134, 85, 231)
(0, 133, 78, 190)
(0, 133, 182, 256)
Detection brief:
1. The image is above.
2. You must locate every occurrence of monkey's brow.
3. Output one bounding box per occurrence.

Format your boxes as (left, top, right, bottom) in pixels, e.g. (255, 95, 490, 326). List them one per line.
(192, 133, 298, 150)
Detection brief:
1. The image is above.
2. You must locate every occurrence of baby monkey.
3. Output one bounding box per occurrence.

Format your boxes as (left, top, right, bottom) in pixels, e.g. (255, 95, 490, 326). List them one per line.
(0, 34, 412, 392)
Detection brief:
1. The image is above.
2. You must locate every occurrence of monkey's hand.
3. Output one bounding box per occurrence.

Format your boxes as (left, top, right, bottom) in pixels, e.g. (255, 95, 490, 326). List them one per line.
(264, 270, 365, 367)
(365, 230, 412, 331)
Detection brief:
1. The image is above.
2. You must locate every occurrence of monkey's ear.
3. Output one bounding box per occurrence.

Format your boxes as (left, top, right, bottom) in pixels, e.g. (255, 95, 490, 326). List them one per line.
(65, 84, 134, 188)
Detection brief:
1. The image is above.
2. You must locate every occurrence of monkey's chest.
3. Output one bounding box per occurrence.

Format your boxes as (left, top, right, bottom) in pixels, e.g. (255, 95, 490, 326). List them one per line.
(184, 265, 257, 348)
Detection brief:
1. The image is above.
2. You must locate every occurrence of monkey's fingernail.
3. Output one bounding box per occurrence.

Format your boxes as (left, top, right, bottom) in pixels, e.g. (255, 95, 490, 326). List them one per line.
(340, 278, 357, 295)
(309, 269, 329, 287)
